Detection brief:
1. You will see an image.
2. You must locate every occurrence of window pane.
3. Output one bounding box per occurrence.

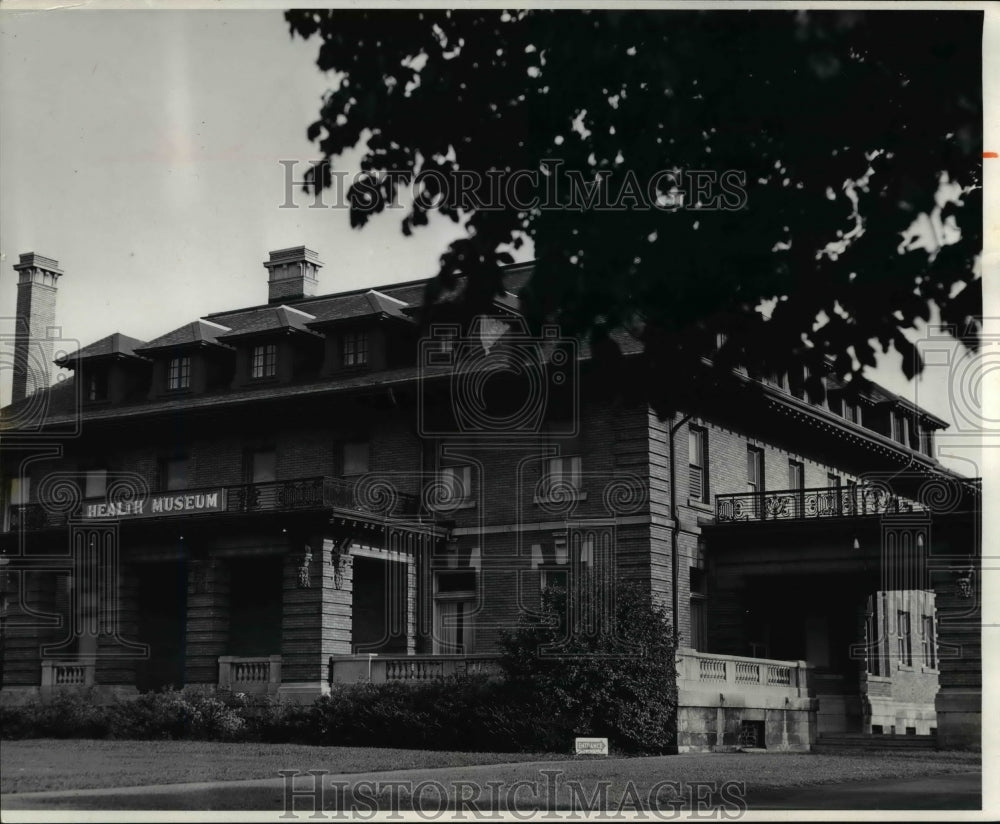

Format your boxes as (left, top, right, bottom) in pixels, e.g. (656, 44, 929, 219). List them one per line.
(85, 469, 107, 499)
(438, 570, 476, 593)
(250, 450, 276, 483)
(165, 458, 190, 491)
(342, 441, 370, 475)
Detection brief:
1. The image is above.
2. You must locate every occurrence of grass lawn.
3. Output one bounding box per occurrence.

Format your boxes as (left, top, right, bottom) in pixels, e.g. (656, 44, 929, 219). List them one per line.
(0, 739, 565, 795)
(0, 739, 981, 812)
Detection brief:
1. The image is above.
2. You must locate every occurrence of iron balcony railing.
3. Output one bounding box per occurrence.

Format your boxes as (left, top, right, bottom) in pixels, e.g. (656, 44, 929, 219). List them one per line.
(715, 484, 926, 524)
(5, 475, 424, 532)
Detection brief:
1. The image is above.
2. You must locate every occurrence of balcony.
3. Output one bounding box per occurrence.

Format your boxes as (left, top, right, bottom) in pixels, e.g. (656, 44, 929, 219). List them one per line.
(218, 655, 282, 695)
(676, 648, 811, 699)
(715, 485, 926, 524)
(329, 654, 502, 684)
(5, 475, 425, 532)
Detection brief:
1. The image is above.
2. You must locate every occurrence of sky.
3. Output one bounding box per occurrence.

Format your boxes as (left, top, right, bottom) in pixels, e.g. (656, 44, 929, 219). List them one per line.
(1, 4, 996, 480)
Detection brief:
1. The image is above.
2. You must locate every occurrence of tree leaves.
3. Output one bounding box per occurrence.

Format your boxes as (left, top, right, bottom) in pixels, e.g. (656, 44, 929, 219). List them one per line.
(286, 10, 982, 411)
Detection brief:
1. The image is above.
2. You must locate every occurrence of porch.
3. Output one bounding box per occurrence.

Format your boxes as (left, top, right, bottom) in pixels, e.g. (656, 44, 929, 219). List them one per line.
(675, 648, 815, 752)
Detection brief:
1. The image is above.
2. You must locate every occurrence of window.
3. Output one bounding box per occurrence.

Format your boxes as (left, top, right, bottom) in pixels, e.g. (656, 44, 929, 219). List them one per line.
(251, 344, 277, 379)
(921, 614, 936, 668)
(440, 465, 473, 505)
(866, 592, 890, 676)
(688, 426, 708, 502)
(342, 332, 368, 367)
(84, 468, 107, 499)
(543, 455, 583, 497)
(159, 456, 191, 492)
(433, 570, 477, 654)
(340, 440, 370, 476)
(690, 599, 708, 651)
(245, 448, 276, 484)
(842, 399, 862, 425)
(747, 447, 764, 494)
(788, 460, 804, 490)
(891, 410, 908, 445)
(167, 356, 191, 390)
(919, 427, 935, 458)
(87, 371, 108, 401)
(827, 472, 840, 489)
(896, 610, 912, 666)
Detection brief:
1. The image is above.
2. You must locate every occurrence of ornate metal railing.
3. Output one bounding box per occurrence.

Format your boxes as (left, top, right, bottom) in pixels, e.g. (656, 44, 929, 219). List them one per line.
(5, 475, 423, 532)
(715, 484, 926, 524)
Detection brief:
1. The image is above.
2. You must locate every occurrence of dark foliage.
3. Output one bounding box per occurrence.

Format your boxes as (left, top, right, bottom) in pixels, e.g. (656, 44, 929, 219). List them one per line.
(285, 9, 982, 412)
(498, 579, 678, 753)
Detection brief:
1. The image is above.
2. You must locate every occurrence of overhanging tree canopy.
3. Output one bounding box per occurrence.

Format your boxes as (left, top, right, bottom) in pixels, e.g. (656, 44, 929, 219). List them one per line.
(286, 9, 982, 413)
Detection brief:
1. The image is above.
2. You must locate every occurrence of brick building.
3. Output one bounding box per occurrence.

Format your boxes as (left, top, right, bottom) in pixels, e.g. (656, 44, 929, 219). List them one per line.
(0, 248, 981, 750)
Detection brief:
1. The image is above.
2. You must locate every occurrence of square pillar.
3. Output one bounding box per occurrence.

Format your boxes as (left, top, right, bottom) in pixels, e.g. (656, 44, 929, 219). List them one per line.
(279, 537, 353, 703)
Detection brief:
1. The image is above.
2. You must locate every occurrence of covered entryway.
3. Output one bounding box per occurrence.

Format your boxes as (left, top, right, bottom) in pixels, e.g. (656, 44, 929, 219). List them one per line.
(135, 561, 188, 692)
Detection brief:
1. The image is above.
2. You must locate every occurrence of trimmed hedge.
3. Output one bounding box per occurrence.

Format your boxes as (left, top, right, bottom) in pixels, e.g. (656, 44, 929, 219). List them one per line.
(0, 679, 575, 752)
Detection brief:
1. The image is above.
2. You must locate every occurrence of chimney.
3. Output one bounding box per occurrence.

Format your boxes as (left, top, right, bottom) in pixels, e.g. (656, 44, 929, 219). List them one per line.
(11, 252, 63, 403)
(263, 246, 322, 304)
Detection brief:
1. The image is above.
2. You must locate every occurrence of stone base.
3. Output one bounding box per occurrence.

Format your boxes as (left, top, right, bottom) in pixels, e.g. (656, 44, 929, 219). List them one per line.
(868, 697, 937, 736)
(934, 689, 981, 750)
(677, 695, 816, 753)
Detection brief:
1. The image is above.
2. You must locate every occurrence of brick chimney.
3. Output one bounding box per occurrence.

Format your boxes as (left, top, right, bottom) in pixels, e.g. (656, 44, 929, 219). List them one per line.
(263, 246, 322, 304)
(11, 252, 63, 403)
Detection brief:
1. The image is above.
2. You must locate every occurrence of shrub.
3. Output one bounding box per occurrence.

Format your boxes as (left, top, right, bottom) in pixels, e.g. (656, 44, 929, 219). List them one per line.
(105, 687, 246, 740)
(21, 690, 110, 739)
(497, 578, 678, 753)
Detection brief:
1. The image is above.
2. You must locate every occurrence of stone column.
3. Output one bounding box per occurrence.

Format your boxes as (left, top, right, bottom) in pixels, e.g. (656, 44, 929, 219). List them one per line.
(279, 536, 353, 703)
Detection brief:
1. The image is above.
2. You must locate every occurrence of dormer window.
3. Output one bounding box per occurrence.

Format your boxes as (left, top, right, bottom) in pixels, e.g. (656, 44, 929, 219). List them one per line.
(891, 410, 907, 445)
(167, 356, 191, 390)
(842, 398, 862, 425)
(342, 332, 368, 368)
(87, 371, 108, 402)
(251, 343, 277, 379)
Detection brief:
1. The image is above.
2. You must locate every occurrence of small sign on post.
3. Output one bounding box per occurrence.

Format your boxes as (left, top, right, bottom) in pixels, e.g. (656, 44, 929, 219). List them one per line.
(575, 737, 609, 756)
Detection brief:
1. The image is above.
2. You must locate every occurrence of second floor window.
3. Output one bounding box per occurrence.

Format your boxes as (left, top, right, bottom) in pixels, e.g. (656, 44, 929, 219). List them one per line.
(543, 455, 583, 497)
(159, 456, 191, 492)
(84, 468, 108, 499)
(747, 446, 764, 494)
(167, 356, 191, 390)
(689, 426, 708, 502)
(340, 440, 370, 476)
(440, 465, 473, 505)
(245, 447, 276, 484)
(897, 610, 912, 666)
(342, 332, 368, 367)
(251, 344, 277, 379)
(788, 460, 805, 491)
(919, 427, 935, 458)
